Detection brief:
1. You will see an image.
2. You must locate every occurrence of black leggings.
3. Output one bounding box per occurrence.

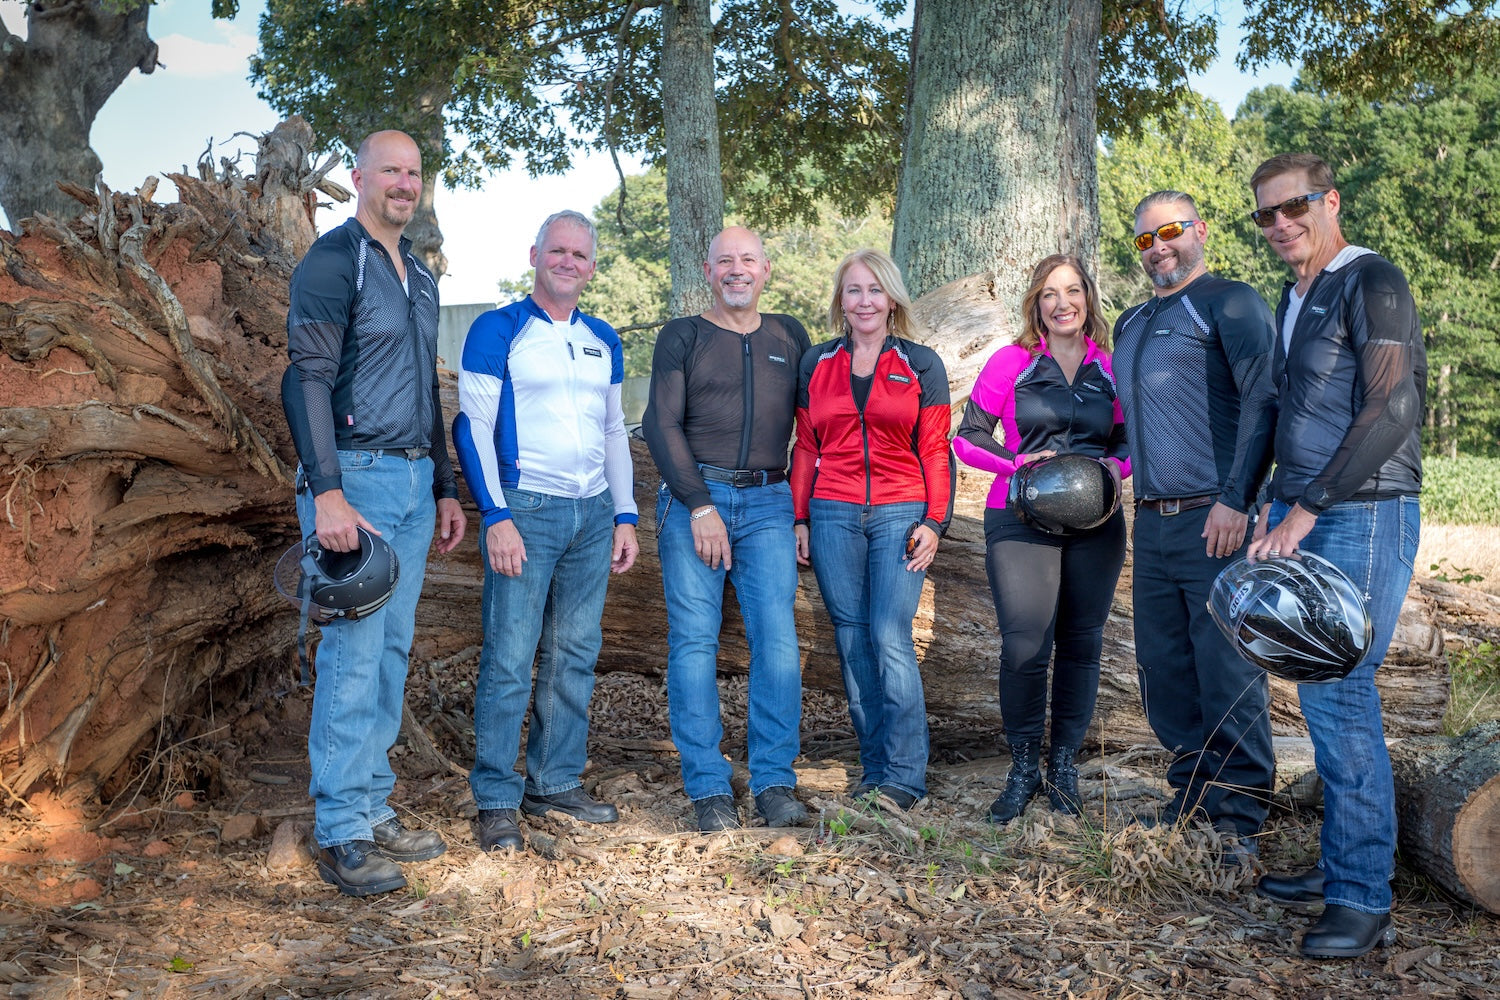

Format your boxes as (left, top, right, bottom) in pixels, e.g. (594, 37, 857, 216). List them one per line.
(983, 505, 1126, 748)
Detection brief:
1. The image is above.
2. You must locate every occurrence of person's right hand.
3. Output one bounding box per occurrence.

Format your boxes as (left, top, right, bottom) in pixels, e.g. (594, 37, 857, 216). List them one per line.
(691, 506, 731, 570)
(314, 488, 378, 552)
(794, 523, 810, 566)
(487, 519, 527, 577)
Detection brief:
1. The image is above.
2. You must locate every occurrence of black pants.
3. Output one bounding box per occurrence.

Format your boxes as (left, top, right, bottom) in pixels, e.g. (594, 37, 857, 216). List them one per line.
(1131, 503, 1273, 836)
(984, 505, 1126, 749)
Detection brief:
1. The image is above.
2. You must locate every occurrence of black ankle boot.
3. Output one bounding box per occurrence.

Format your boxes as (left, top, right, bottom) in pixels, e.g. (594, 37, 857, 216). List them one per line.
(1045, 745, 1083, 815)
(989, 739, 1042, 824)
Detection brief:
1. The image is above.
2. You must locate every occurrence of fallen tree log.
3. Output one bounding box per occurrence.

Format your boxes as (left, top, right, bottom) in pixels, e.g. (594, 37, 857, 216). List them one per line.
(1391, 720, 1500, 914)
(0, 120, 1459, 804)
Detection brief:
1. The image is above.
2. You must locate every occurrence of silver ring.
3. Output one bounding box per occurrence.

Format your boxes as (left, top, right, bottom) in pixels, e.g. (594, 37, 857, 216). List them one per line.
(1268, 549, 1280, 557)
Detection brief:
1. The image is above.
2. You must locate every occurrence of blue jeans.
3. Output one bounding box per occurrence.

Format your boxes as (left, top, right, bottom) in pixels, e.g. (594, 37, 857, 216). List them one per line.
(295, 451, 436, 849)
(809, 499, 930, 799)
(1269, 495, 1419, 913)
(1132, 503, 1273, 837)
(469, 489, 615, 810)
(657, 479, 802, 800)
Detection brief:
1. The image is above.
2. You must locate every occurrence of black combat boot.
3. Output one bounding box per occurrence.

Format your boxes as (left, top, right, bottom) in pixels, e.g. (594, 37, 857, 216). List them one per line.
(988, 739, 1042, 824)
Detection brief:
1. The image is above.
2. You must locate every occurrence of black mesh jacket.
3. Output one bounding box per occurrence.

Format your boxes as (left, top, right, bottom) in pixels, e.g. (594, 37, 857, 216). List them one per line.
(283, 217, 457, 500)
(1262, 253, 1425, 512)
(642, 314, 811, 511)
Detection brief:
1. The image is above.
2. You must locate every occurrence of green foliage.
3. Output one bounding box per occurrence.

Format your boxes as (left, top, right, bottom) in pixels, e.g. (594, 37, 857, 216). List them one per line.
(1240, 2, 1500, 104)
(1098, 0, 1220, 138)
(1444, 640, 1500, 735)
(1421, 457, 1500, 524)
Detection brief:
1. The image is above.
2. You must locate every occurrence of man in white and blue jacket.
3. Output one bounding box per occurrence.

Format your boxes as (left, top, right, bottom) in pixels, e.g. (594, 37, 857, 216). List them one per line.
(452, 210, 639, 854)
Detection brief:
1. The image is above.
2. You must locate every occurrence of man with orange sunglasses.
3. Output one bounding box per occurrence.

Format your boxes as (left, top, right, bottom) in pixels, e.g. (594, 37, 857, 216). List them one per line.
(1112, 191, 1278, 862)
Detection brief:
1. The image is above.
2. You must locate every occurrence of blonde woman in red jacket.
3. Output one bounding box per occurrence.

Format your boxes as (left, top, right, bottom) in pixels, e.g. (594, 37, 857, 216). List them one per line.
(791, 249, 954, 809)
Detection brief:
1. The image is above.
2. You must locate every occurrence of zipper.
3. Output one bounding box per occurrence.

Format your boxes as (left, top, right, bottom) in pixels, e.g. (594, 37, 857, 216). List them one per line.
(737, 333, 754, 470)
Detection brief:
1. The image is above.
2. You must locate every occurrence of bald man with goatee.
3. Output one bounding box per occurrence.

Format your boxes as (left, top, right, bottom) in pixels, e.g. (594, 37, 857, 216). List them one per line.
(283, 130, 465, 897)
(642, 227, 812, 833)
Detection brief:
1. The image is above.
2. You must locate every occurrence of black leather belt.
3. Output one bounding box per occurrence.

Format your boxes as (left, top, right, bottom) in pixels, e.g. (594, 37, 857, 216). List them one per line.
(700, 465, 786, 487)
(1135, 494, 1217, 516)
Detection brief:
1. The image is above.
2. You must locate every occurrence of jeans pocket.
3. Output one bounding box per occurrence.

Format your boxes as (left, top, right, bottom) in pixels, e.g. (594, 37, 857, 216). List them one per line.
(1397, 496, 1420, 570)
(338, 450, 377, 473)
(656, 483, 673, 529)
(507, 489, 546, 513)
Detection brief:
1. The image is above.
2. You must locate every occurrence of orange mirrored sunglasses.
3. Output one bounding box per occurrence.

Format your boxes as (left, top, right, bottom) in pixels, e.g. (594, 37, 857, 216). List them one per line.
(1133, 219, 1198, 252)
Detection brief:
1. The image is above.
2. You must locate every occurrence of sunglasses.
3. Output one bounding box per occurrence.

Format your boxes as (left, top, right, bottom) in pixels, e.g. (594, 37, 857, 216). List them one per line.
(1250, 190, 1328, 227)
(1133, 220, 1198, 252)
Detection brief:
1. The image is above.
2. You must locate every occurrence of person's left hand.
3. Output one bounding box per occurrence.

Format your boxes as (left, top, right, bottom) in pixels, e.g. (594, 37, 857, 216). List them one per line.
(435, 497, 467, 554)
(794, 524, 811, 566)
(1201, 501, 1248, 559)
(905, 523, 939, 572)
(611, 523, 639, 574)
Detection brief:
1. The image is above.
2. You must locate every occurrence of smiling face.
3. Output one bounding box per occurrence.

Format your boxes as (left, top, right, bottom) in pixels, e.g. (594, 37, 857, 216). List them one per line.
(839, 260, 892, 340)
(1253, 169, 1344, 281)
(529, 218, 597, 312)
(352, 131, 422, 236)
(1035, 263, 1089, 341)
(1135, 200, 1206, 295)
(704, 227, 770, 311)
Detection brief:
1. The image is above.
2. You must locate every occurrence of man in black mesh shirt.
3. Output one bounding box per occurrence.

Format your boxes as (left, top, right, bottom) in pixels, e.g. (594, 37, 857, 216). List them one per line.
(642, 227, 812, 833)
(1244, 153, 1424, 959)
(1112, 191, 1277, 859)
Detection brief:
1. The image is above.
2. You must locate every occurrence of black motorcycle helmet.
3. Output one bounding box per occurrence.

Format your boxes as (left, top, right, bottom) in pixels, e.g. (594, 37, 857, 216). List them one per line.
(276, 526, 399, 623)
(1208, 552, 1372, 683)
(1007, 453, 1121, 535)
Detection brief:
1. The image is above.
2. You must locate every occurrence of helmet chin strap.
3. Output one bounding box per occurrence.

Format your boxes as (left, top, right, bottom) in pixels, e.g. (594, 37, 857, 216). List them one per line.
(297, 547, 323, 687)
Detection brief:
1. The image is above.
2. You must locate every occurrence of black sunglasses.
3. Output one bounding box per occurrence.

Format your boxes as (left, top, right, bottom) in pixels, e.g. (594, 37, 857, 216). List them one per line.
(1133, 220, 1198, 252)
(1250, 191, 1328, 228)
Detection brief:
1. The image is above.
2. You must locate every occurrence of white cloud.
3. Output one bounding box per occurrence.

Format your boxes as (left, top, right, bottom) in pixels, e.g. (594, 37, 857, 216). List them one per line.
(155, 30, 259, 80)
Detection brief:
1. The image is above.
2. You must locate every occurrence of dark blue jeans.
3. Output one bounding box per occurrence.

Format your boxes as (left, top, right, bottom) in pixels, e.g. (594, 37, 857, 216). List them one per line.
(656, 479, 802, 800)
(1269, 495, 1419, 913)
(984, 505, 1126, 750)
(1132, 503, 1273, 836)
(809, 498, 931, 799)
(469, 489, 615, 811)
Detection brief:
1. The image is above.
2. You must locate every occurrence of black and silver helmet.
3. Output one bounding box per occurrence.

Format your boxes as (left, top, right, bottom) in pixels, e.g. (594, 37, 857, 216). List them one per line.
(276, 526, 399, 623)
(1007, 453, 1121, 535)
(1208, 552, 1372, 683)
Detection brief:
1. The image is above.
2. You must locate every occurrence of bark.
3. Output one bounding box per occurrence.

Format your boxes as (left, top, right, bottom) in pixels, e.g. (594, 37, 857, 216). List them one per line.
(1390, 721, 1500, 914)
(659, 0, 722, 318)
(0, 1, 158, 225)
(891, 0, 1101, 301)
(0, 120, 328, 801)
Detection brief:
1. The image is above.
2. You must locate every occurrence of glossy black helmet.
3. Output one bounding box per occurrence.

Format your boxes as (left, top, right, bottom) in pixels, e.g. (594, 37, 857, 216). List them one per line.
(275, 526, 399, 623)
(1208, 552, 1372, 683)
(1007, 453, 1121, 535)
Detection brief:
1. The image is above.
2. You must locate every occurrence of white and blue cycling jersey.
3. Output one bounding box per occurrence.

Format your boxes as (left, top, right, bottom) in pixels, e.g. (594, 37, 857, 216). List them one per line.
(452, 295, 638, 528)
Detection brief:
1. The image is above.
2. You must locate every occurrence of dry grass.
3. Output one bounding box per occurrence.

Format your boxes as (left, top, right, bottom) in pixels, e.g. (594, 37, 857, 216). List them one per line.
(1420, 523, 1500, 596)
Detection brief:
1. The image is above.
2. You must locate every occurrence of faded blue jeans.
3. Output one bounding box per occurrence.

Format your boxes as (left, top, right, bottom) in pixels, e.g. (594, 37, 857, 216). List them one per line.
(809, 498, 930, 800)
(296, 450, 436, 849)
(657, 479, 802, 800)
(1268, 495, 1420, 913)
(469, 489, 615, 811)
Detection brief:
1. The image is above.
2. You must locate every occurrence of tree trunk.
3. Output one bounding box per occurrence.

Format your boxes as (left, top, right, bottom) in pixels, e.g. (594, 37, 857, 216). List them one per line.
(0, 1, 159, 225)
(1390, 721, 1500, 914)
(659, 0, 722, 318)
(0, 120, 327, 801)
(892, 0, 1101, 300)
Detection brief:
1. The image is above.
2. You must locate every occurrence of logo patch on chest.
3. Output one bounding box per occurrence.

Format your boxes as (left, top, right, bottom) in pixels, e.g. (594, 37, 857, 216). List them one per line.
(582, 346, 603, 357)
(1309, 306, 1328, 316)
(886, 373, 911, 384)
(768, 354, 787, 365)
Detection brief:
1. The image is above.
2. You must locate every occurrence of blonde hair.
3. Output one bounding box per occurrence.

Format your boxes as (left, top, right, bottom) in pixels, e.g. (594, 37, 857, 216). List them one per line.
(1017, 254, 1110, 353)
(827, 248, 915, 340)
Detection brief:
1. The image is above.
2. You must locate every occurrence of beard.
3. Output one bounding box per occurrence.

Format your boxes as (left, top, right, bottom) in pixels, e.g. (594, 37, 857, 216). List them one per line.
(1145, 240, 1204, 289)
(720, 282, 756, 308)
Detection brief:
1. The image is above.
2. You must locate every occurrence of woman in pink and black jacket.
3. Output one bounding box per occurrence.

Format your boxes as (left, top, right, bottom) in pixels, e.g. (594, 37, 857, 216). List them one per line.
(791, 248, 953, 810)
(953, 254, 1130, 825)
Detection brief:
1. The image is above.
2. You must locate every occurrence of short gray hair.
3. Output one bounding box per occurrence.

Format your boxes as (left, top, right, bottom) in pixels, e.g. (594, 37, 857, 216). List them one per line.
(535, 210, 598, 257)
(1133, 190, 1200, 221)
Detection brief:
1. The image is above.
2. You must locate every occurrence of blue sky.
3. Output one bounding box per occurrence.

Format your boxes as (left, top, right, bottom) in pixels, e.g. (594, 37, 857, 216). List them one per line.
(1, 0, 1293, 305)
